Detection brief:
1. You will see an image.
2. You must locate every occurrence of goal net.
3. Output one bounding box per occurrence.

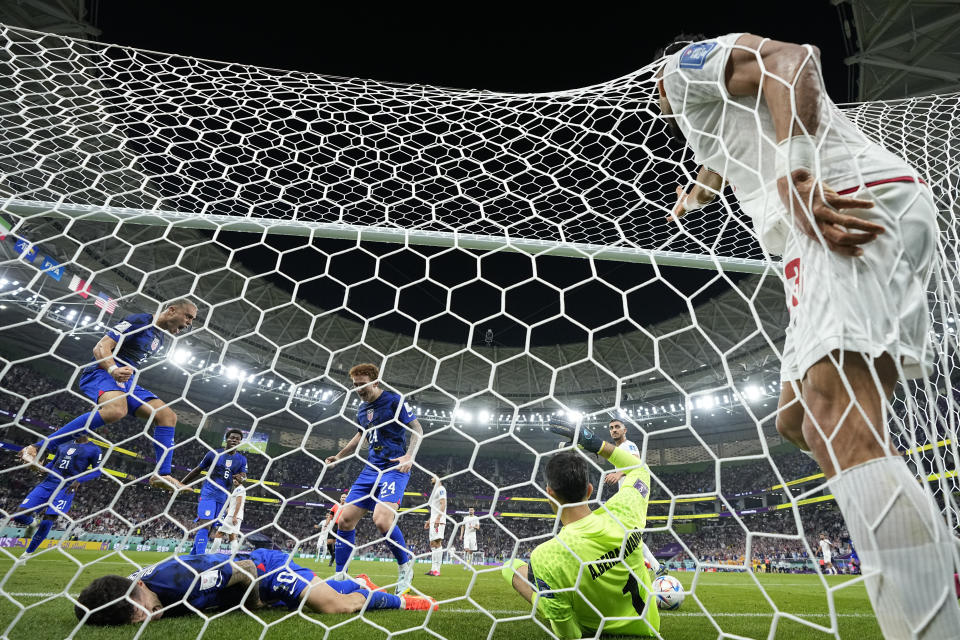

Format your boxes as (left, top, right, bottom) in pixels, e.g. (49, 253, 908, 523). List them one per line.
(0, 24, 957, 639)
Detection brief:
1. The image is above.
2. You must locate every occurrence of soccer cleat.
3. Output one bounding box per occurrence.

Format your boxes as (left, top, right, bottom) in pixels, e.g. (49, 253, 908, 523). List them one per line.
(332, 571, 347, 581)
(424, 569, 440, 576)
(402, 595, 438, 611)
(396, 560, 413, 595)
(656, 566, 670, 577)
(354, 574, 381, 591)
(22, 520, 39, 541)
(149, 475, 186, 491)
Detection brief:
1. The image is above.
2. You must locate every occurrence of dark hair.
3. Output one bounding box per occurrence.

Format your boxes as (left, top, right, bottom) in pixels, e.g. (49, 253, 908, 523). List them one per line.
(225, 428, 243, 439)
(608, 419, 624, 427)
(654, 33, 709, 61)
(545, 450, 590, 504)
(75, 575, 136, 625)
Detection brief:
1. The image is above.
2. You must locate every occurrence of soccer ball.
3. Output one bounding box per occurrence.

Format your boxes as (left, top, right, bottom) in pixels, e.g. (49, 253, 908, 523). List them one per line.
(653, 575, 684, 610)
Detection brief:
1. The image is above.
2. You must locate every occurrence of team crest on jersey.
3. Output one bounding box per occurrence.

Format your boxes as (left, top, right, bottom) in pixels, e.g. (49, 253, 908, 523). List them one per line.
(66, 448, 76, 455)
(150, 337, 160, 351)
(366, 409, 375, 423)
(225, 460, 232, 467)
(678, 41, 718, 69)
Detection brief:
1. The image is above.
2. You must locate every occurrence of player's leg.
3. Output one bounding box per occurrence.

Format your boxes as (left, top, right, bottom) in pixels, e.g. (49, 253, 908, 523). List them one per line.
(229, 533, 240, 555)
(134, 397, 182, 490)
(320, 576, 435, 611)
(775, 379, 807, 451)
(190, 498, 219, 554)
(371, 470, 414, 593)
(18, 387, 127, 463)
(804, 352, 960, 637)
(208, 530, 223, 553)
(333, 495, 368, 577)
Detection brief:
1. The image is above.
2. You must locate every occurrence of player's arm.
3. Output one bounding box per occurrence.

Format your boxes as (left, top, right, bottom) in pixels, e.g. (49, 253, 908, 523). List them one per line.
(180, 450, 214, 486)
(725, 34, 881, 255)
(434, 496, 446, 527)
(227, 559, 265, 610)
(325, 431, 363, 464)
(232, 491, 244, 521)
(93, 334, 133, 383)
(502, 560, 581, 639)
(670, 166, 726, 220)
(390, 417, 423, 473)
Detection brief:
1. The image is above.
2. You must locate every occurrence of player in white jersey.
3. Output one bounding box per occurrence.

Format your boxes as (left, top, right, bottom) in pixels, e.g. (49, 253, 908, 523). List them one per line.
(424, 477, 446, 576)
(605, 419, 665, 577)
(818, 533, 837, 575)
(208, 475, 245, 555)
(460, 508, 480, 569)
(657, 34, 960, 638)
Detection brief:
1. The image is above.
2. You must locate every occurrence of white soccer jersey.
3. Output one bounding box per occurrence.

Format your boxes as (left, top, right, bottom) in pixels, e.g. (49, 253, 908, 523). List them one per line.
(615, 440, 641, 489)
(819, 539, 833, 559)
(429, 484, 447, 522)
(462, 515, 480, 548)
(662, 34, 912, 256)
(223, 485, 246, 522)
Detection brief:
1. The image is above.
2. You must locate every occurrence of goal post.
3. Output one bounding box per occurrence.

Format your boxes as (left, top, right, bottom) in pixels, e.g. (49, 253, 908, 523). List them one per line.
(0, 23, 958, 640)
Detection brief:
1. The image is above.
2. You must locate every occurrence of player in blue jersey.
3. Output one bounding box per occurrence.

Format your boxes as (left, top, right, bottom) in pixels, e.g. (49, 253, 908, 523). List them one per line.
(12, 433, 102, 559)
(325, 363, 423, 595)
(18, 298, 198, 491)
(180, 428, 248, 554)
(74, 548, 437, 625)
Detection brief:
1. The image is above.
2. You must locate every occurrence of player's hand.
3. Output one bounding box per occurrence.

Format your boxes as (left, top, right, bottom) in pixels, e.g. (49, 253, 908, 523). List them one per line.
(777, 172, 881, 257)
(111, 365, 134, 383)
(547, 416, 603, 455)
(604, 471, 624, 485)
(232, 517, 238, 526)
(389, 453, 413, 473)
(424, 521, 430, 530)
(324, 455, 339, 465)
(668, 185, 693, 221)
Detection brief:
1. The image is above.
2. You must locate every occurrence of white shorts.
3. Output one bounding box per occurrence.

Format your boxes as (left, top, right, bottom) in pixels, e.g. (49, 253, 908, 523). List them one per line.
(218, 518, 243, 536)
(463, 535, 477, 551)
(429, 523, 446, 542)
(823, 553, 832, 564)
(779, 180, 936, 382)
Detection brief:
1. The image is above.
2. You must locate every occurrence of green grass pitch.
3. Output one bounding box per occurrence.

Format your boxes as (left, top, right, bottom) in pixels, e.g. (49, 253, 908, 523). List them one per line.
(0, 550, 881, 639)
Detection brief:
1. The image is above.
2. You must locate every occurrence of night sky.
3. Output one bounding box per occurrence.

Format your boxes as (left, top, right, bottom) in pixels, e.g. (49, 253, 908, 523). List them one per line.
(86, 2, 852, 345)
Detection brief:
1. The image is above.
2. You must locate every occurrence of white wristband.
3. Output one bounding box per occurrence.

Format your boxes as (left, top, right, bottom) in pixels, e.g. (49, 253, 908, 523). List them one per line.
(107, 364, 118, 373)
(682, 194, 705, 213)
(775, 135, 818, 179)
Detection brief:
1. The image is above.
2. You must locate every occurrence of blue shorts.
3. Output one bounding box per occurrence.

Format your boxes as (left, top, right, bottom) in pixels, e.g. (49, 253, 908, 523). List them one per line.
(345, 466, 409, 511)
(197, 497, 225, 522)
(78, 367, 158, 415)
(249, 548, 315, 609)
(18, 480, 75, 517)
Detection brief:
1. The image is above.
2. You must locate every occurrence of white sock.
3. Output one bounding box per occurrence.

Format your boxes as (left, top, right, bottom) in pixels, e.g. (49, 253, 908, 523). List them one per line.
(208, 538, 221, 553)
(642, 543, 661, 573)
(432, 548, 442, 572)
(230, 539, 239, 555)
(831, 456, 960, 639)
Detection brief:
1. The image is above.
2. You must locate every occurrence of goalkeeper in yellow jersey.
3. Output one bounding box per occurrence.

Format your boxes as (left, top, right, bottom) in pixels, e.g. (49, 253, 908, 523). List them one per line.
(501, 418, 659, 638)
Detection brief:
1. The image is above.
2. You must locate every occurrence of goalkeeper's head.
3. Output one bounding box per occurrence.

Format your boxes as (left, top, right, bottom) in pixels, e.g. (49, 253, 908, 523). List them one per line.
(544, 450, 593, 511)
(75, 575, 163, 625)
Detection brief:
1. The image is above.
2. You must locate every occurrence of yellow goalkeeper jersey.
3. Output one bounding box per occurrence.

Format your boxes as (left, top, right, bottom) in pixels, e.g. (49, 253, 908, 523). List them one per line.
(528, 447, 660, 637)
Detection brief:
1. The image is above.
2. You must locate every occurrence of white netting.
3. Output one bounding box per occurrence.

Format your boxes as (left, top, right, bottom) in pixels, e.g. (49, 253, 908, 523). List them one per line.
(0, 24, 958, 639)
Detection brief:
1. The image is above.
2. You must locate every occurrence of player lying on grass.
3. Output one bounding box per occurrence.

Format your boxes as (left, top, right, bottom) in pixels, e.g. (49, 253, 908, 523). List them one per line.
(501, 418, 660, 639)
(75, 548, 437, 625)
(12, 433, 102, 558)
(18, 299, 198, 491)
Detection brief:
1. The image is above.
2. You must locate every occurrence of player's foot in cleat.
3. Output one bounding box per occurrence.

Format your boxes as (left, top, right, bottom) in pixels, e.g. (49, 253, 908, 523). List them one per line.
(150, 475, 187, 491)
(333, 571, 347, 581)
(354, 574, 380, 591)
(656, 566, 669, 577)
(17, 445, 38, 464)
(396, 560, 413, 595)
(424, 569, 439, 576)
(22, 520, 39, 541)
(402, 595, 438, 611)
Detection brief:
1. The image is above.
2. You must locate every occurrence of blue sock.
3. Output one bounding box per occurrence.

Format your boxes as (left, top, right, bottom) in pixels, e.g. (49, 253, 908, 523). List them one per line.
(323, 580, 402, 610)
(334, 528, 356, 572)
(13, 514, 34, 526)
(387, 525, 411, 565)
(26, 520, 53, 553)
(191, 528, 208, 554)
(365, 589, 403, 610)
(36, 411, 106, 450)
(153, 426, 175, 475)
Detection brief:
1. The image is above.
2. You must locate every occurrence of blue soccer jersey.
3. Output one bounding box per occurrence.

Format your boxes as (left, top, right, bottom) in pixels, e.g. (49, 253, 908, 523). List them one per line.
(355, 390, 416, 469)
(98, 313, 164, 370)
(46, 440, 102, 483)
(198, 448, 248, 501)
(129, 554, 236, 615)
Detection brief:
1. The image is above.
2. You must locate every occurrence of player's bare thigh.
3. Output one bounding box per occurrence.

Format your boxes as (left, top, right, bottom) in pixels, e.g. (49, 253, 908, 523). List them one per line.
(301, 576, 366, 614)
(775, 380, 806, 450)
(335, 503, 366, 531)
(96, 390, 131, 423)
(371, 501, 400, 533)
(134, 397, 177, 426)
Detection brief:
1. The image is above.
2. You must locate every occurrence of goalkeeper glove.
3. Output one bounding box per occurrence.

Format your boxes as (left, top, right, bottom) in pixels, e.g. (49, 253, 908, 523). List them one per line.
(547, 417, 603, 455)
